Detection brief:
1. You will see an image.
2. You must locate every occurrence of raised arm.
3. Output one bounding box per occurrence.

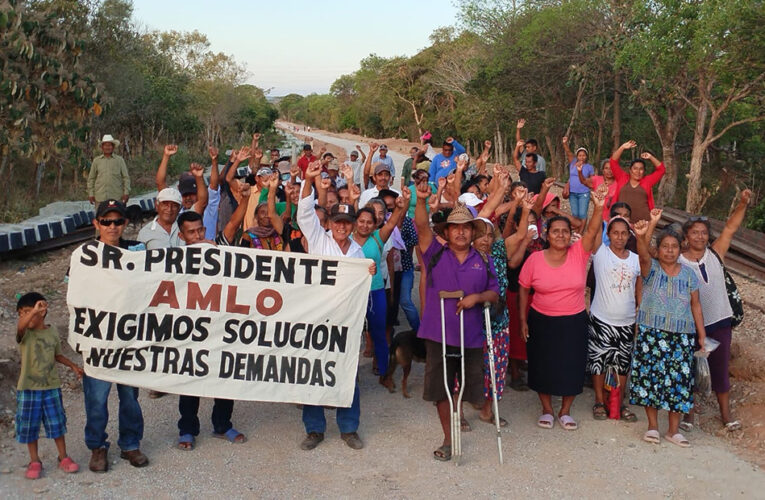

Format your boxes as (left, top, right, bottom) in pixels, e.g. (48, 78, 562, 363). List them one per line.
(562, 136, 574, 163)
(266, 174, 285, 235)
(512, 140, 524, 173)
(581, 184, 607, 253)
(712, 189, 752, 259)
(414, 180, 434, 253)
(633, 219, 653, 278)
(447, 137, 466, 156)
(356, 144, 367, 163)
(475, 140, 491, 176)
(531, 177, 555, 216)
(379, 187, 410, 243)
(363, 143, 379, 188)
(639, 151, 666, 186)
(515, 119, 525, 149)
(156, 144, 178, 191)
(577, 163, 594, 188)
(222, 183, 251, 243)
(208, 147, 220, 190)
(504, 195, 533, 258)
(190, 163, 208, 215)
(16, 299, 47, 341)
(478, 168, 510, 218)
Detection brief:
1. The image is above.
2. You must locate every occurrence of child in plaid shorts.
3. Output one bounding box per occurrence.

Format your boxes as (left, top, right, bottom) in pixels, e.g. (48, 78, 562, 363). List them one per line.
(15, 292, 84, 480)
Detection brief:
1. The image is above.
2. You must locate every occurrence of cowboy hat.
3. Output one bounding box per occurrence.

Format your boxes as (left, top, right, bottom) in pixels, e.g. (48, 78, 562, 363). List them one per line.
(100, 134, 120, 147)
(434, 202, 486, 239)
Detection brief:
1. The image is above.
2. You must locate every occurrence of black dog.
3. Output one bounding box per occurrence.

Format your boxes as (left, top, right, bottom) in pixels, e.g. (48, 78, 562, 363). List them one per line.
(386, 330, 426, 398)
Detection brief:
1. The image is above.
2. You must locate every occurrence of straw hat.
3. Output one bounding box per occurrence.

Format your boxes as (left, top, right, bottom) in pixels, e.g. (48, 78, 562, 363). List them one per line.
(434, 202, 486, 239)
(100, 134, 120, 147)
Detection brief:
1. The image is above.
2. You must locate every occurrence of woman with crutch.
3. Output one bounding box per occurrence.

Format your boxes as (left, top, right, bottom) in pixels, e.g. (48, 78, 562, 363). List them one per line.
(413, 176, 499, 462)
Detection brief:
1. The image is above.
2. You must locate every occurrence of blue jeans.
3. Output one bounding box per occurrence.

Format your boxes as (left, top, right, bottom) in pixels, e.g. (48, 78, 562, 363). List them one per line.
(399, 269, 420, 332)
(367, 288, 388, 376)
(569, 191, 591, 220)
(83, 375, 143, 451)
(302, 383, 360, 434)
(178, 396, 234, 436)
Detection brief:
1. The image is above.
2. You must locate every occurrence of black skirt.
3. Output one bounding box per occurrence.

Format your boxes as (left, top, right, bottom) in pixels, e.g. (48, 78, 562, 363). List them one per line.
(527, 308, 588, 396)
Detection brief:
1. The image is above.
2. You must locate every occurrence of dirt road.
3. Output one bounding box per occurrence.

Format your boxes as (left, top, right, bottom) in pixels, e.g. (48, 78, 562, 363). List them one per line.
(2, 127, 765, 497)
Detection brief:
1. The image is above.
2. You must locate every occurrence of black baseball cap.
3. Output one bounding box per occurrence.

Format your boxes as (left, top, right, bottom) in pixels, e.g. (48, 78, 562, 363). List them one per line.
(96, 199, 127, 218)
(303, 144, 312, 151)
(329, 203, 356, 223)
(178, 173, 196, 195)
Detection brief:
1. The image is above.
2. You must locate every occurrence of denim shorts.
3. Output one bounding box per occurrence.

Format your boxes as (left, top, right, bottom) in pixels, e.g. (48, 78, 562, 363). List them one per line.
(15, 388, 67, 443)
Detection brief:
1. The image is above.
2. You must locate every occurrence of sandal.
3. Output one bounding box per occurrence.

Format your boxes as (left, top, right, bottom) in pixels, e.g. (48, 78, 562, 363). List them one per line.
(537, 413, 554, 429)
(25, 461, 42, 480)
(58, 456, 80, 473)
(460, 418, 472, 432)
(724, 420, 742, 432)
(479, 413, 509, 427)
(557, 414, 578, 431)
(620, 405, 637, 423)
(664, 433, 691, 448)
(592, 403, 607, 420)
(643, 429, 660, 445)
(212, 428, 247, 443)
(177, 434, 195, 450)
(679, 421, 693, 433)
(433, 444, 451, 462)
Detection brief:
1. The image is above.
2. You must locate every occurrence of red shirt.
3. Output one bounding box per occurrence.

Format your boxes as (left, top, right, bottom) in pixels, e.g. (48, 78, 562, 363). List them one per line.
(609, 158, 665, 213)
(298, 154, 317, 176)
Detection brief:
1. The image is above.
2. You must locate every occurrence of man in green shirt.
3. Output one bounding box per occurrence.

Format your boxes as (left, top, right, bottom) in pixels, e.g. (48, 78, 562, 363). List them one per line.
(401, 146, 419, 184)
(87, 134, 130, 205)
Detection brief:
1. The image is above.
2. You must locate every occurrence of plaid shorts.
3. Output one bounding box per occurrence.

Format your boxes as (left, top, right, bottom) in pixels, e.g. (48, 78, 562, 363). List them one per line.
(15, 389, 67, 444)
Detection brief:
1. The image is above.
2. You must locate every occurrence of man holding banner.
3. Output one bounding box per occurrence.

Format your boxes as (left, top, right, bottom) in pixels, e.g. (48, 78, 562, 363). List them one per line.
(297, 160, 375, 451)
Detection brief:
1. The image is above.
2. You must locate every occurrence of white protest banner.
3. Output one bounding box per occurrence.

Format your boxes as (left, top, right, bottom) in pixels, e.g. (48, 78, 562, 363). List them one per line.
(67, 241, 371, 407)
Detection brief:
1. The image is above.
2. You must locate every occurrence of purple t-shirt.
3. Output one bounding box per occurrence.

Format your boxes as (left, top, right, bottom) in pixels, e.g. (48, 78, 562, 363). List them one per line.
(418, 238, 500, 348)
(569, 161, 594, 194)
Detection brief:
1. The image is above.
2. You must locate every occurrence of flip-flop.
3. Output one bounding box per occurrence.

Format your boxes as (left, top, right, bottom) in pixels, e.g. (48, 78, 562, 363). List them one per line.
(212, 428, 247, 443)
(643, 429, 660, 444)
(664, 433, 691, 448)
(460, 418, 472, 432)
(479, 413, 509, 427)
(620, 405, 637, 423)
(433, 444, 451, 462)
(679, 421, 693, 433)
(537, 413, 554, 429)
(557, 414, 578, 430)
(725, 420, 742, 432)
(177, 434, 195, 451)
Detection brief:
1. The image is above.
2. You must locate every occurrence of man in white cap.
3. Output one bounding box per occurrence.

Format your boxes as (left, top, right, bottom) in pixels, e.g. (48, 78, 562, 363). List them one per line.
(87, 134, 130, 206)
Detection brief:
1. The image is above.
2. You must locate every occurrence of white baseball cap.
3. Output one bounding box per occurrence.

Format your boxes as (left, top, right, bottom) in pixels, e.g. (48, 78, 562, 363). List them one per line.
(157, 188, 182, 205)
(458, 192, 483, 207)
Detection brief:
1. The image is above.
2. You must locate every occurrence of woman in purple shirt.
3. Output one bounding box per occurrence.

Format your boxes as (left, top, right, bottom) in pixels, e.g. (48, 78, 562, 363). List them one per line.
(413, 181, 499, 462)
(562, 136, 594, 221)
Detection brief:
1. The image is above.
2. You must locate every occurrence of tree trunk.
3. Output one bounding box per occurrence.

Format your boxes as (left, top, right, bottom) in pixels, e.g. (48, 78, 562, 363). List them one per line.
(686, 97, 710, 213)
(645, 102, 686, 206)
(35, 162, 45, 198)
(612, 71, 621, 151)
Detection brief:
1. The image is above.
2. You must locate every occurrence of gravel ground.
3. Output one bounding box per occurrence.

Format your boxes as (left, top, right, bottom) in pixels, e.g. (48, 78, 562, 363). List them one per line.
(2, 127, 765, 497)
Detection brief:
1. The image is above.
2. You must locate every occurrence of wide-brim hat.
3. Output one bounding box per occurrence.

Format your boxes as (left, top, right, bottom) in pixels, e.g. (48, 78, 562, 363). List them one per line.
(101, 134, 120, 148)
(434, 202, 486, 239)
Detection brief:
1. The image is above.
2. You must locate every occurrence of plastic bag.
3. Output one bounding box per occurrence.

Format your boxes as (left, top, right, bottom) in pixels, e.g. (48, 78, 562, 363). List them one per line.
(704, 337, 720, 354)
(694, 353, 712, 395)
(608, 385, 621, 420)
(604, 365, 619, 391)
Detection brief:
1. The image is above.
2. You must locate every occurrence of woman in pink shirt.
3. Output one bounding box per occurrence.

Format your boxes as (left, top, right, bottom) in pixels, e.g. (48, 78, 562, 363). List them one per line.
(518, 185, 607, 430)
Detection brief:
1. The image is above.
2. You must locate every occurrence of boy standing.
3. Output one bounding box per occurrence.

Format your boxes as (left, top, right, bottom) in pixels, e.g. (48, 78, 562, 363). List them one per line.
(15, 292, 83, 479)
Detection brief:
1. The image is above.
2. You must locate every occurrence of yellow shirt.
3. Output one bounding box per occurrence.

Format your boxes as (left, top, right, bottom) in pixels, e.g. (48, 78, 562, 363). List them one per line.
(87, 154, 130, 202)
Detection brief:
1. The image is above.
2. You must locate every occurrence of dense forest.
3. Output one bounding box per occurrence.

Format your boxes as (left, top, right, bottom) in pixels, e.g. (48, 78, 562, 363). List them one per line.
(279, 0, 765, 230)
(0, 0, 278, 221)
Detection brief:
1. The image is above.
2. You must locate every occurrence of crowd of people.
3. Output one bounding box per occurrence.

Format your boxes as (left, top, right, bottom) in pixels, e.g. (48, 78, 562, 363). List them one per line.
(14, 123, 754, 477)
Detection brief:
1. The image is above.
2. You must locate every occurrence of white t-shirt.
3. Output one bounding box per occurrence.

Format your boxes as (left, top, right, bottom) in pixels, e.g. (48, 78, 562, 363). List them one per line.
(590, 245, 640, 326)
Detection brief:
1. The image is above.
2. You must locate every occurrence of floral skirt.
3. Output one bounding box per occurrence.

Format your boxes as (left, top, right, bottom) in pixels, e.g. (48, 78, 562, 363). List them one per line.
(483, 325, 510, 400)
(629, 325, 695, 414)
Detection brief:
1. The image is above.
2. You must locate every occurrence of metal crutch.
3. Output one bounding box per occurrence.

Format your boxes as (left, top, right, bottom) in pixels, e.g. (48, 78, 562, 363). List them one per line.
(439, 290, 465, 465)
(483, 302, 504, 465)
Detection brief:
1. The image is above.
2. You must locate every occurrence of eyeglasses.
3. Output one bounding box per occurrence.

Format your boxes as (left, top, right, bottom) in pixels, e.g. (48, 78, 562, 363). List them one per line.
(689, 216, 708, 222)
(99, 218, 126, 227)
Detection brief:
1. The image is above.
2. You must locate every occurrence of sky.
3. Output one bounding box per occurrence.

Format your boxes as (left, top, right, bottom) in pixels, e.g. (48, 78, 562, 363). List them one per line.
(130, 0, 460, 97)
